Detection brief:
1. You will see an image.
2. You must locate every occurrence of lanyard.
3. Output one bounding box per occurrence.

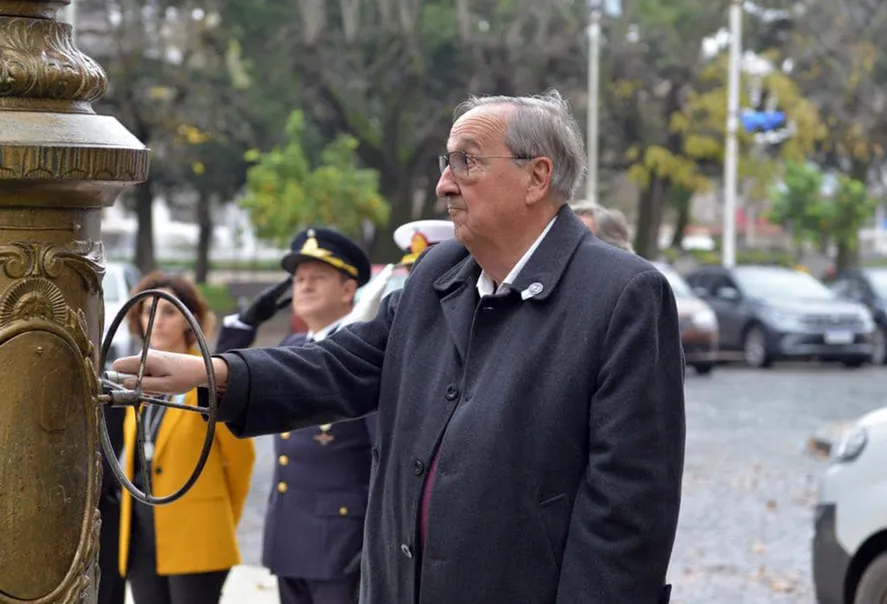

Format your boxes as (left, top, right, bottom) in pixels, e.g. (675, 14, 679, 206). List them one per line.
(143, 393, 185, 461)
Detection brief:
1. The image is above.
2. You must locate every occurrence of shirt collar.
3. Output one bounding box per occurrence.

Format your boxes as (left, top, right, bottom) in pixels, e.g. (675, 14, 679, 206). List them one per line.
(476, 215, 557, 298)
(306, 318, 343, 342)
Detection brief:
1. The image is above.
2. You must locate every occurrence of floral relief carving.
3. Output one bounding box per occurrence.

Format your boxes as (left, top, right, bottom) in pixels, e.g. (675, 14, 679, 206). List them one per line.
(0, 17, 107, 102)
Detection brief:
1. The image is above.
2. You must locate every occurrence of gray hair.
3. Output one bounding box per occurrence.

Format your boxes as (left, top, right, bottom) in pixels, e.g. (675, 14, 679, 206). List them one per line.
(594, 208, 634, 253)
(453, 89, 587, 203)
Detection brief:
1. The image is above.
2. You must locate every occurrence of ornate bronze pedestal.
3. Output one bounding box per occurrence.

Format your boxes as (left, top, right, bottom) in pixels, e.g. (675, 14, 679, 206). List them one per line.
(0, 1, 149, 602)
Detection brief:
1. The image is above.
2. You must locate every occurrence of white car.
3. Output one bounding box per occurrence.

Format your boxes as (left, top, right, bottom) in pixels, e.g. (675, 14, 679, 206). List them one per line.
(102, 261, 141, 367)
(814, 408, 887, 603)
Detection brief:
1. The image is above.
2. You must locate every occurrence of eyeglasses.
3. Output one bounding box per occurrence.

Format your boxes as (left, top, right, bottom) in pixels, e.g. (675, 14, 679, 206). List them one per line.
(438, 151, 532, 177)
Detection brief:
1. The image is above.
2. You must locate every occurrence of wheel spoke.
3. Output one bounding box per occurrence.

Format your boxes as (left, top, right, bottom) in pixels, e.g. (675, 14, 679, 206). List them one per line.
(138, 394, 209, 416)
(136, 296, 159, 395)
(134, 406, 152, 496)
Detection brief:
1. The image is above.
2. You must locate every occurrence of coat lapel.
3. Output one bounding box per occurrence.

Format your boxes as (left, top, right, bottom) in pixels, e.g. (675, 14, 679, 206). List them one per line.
(508, 205, 590, 301)
(152, 389, 195, 461)
(433, 254, 481, 363)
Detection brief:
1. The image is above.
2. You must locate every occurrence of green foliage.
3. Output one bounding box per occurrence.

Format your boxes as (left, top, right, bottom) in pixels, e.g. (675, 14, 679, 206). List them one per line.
(768, 161, 827, 251)
(768, 161, 877, 261)
(239, 111, 390, 247)
(830, 176, 879, 251)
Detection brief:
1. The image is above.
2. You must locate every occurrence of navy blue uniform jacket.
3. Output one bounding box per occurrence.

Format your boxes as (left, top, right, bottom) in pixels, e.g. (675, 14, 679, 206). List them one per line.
(215, 206, 686, 604)
(216, 325, 376, 580)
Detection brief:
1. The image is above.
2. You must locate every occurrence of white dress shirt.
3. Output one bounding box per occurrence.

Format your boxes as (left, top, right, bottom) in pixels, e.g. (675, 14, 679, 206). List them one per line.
(476, 215, 557, 298)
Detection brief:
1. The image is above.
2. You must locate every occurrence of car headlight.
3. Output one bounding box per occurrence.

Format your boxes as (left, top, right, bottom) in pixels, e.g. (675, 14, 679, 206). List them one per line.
(692, 308, 718, 330)
(833, 426, 867, 463)
(859, 310, 876, 332)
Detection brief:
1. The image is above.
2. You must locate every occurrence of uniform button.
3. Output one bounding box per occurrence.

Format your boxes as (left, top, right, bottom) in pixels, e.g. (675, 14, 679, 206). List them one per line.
(339, 506, 348, 516)
(413, 459, 424, 475)
(154, 467, 163, 475)
(280, 432, 291, 440)
(279, 455, 289, 466)
(400, 544, 413, 559)
(444, 384, 459, 400)
(277, 482, 288, 494)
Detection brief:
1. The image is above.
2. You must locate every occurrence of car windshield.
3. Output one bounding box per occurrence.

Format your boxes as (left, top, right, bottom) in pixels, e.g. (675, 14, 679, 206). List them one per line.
(734, 267, 835, 301)
(864, 270, 887, 298)
(654, 264, 693, 298)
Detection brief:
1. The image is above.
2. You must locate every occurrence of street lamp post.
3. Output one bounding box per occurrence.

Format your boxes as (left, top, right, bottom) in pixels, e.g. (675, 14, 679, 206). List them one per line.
(586, 0, 602, 205)
(723, 0, 743, 267)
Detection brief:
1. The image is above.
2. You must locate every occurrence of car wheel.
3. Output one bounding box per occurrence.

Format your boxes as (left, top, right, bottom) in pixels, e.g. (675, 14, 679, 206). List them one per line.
(873, 326, 887, 366)
(692, 363, 714, 375)
(854, 552, 887, 604)
(743, 326, 772, 368)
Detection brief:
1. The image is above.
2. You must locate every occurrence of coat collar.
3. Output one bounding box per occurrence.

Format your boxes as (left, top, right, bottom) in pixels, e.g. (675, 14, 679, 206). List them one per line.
(432, 203, 589, 302)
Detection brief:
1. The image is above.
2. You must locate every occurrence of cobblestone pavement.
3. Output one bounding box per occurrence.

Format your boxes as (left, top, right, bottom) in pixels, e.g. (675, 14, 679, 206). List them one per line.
(236, 361, 887, 603)
(668, 363, 886, 603)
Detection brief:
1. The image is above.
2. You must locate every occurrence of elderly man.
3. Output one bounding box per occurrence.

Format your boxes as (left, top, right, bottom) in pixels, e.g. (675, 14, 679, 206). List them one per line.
(114, 90, 685, 604)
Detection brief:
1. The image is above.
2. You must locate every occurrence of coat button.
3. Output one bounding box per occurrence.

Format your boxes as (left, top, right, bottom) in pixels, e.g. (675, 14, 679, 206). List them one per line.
(445, 384, 459, 400)
(279, 455, 289, 466)
(154, 467, 163, 475)
(413, 459, 424, 475)
(400, 544, 413, 559)
(280, 432, 291, 440)
(339, 506, 348, 516)
(277, 482, 288, 494)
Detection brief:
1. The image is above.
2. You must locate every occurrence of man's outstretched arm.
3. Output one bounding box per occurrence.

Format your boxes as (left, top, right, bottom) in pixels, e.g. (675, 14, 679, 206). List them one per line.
(556, 269, 685, 603)
(113, 290, 401, 439)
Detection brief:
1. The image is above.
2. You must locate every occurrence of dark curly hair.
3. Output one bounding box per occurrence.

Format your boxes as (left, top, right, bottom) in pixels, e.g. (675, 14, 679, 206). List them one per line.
(125, 271, 216, 348)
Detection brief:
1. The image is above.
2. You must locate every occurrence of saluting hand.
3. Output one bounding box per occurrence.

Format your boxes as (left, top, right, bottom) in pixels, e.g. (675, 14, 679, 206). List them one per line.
(111, 350, 229, 395)
(238, 278, 292, 327)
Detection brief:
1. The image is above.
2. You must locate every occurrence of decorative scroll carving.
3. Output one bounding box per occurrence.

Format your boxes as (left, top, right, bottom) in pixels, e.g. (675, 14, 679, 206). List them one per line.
(0, 17, 107, 102)
(0, 241, 105, 292)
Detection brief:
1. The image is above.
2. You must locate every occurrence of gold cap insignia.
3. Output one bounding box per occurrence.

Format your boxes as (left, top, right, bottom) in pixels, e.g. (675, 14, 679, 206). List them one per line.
(410, 232, 430, 254)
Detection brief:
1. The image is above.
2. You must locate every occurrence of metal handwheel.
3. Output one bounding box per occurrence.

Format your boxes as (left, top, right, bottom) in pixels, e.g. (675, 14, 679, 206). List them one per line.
(96, 289, 218, 506)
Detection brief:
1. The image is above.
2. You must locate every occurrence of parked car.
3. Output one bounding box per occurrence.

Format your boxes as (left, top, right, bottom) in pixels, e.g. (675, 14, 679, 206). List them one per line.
(102, 261, 141, 366)
(826, 267, 887, 365)
(685, 265, 875, 368)
(814, 406, 887, 603)
(653, 262, 719, 375)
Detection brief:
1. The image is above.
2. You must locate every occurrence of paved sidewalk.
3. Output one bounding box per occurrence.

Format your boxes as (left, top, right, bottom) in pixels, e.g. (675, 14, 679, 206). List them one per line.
(125, 565, 280, 603)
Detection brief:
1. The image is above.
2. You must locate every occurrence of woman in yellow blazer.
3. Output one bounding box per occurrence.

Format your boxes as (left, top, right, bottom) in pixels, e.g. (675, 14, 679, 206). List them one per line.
(118, 271, 256, 604)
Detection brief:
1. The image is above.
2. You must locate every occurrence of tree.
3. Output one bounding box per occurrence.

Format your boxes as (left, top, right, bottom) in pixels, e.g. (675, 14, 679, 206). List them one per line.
(619, 50, 823, 258)
(239, 111, 390, 248)
(769, 162, 877, 269)
(217, 0, 589, 258)
(768, 161, 827, 260)
(790, 0, 887, 181)
(79, 0, 265, 274)
(829, 176, 878, 270)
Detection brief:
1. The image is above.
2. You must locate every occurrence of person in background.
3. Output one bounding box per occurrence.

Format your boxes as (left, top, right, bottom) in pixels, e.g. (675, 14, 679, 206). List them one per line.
(216, 227, 375, 604)
(120, 271, 255, 604)
(393, 219, 455, 273)
(592, 207, 634, 253)
(570, 199, 602, 232)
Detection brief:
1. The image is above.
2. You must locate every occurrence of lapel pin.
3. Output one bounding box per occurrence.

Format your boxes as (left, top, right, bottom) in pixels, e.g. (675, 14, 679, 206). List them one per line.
(521, 282, 544, 300)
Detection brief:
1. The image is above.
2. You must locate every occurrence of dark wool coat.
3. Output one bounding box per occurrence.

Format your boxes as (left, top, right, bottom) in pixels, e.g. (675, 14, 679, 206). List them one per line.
(216, 205, 686, 604)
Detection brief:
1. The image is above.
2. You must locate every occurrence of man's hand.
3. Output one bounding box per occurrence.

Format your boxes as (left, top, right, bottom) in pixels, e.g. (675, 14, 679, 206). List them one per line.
(238, 279, 292, 327)
(111, 350, 229, 394)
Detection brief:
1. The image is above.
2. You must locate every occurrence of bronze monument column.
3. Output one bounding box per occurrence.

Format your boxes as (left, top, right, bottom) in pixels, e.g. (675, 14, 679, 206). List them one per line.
(0, 0, 149, 602)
